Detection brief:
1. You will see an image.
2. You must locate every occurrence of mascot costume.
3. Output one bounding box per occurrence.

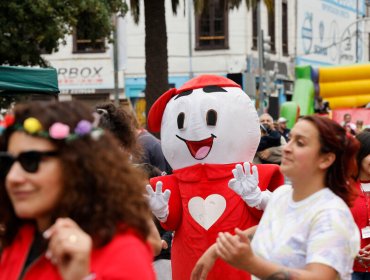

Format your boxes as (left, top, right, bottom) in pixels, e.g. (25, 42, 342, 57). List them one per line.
(146, 75, 284, 280)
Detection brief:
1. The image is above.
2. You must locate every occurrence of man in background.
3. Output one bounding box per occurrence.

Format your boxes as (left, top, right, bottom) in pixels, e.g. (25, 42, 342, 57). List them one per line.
(254, 113, 285, 164)
(277, 117, 290, 142)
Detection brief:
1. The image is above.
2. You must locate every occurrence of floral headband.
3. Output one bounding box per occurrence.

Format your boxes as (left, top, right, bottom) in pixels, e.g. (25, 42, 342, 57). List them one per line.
(0, 113, 104, 141)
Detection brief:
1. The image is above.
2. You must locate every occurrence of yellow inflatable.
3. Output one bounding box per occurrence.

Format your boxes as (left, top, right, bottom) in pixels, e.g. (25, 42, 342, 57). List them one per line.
(319, 64, 370, 109)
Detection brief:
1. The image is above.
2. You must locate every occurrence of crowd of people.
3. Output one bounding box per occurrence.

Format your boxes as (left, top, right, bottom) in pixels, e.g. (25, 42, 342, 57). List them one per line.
(341, 113, 369, 136)
(0, 97, 368, 280)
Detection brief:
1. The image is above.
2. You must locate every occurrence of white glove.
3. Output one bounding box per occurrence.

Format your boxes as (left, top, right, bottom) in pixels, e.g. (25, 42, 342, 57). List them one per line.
(146, 181, 171, 222)
(228, 162, 271, 210)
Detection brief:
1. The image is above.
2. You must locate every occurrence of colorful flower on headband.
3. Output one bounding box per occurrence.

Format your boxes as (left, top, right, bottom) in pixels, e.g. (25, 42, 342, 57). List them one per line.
(24, 118, 43, 134)
(75, 120, 92, 136)
(49, 122, 70, 139)
(4, 115, 15, 127)
(0, 113, 103, 142)
(0, 114, 15, 134)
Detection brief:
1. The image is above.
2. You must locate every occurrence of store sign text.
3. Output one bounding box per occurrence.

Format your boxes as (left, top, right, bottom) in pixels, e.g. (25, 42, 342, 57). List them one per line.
(58, 67, 104, 86)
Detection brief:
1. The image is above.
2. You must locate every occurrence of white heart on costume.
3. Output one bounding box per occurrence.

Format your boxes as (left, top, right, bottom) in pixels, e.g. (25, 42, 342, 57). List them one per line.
(188, 194, 226, 230)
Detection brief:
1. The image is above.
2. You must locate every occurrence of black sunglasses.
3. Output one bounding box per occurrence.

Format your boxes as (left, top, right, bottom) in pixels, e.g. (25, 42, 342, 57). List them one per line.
(0, 150, 59, 178)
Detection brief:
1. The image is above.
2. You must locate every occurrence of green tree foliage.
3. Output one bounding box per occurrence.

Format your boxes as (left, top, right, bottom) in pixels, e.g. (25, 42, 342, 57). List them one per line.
(0, 0, 128, 67)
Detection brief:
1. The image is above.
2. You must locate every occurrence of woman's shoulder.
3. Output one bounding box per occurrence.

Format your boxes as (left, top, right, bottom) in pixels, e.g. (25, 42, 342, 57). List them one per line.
(271, 184, 292, 197)
(317, 188, 351, 211)
(103, 230, 151, 252)
(312, 189, 358, 231)
(91, 230, 155, 278)
(266, 185, 292, 206)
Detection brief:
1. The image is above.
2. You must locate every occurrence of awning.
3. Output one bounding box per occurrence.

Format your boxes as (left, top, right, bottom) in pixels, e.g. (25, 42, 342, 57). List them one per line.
(0, 66, 59, 96)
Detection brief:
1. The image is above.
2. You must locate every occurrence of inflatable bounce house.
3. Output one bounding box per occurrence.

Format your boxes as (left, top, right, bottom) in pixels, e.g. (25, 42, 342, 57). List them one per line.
(281, 64, 370, 129)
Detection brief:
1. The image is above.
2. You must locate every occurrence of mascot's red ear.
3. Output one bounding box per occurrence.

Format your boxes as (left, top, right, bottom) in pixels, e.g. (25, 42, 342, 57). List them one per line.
(147, 88, 178, 133)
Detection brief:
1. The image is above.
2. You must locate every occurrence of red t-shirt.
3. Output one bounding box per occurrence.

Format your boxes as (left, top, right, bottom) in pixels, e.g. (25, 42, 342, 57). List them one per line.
(351, 180, 370, 272)
(0, 224, 156, 280)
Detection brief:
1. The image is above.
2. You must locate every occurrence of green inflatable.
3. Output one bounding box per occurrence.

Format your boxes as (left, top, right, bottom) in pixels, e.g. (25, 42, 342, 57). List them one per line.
(280, 65, 315, 129)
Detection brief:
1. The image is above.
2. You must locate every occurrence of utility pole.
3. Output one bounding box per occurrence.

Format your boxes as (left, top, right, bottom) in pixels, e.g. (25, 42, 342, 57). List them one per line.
(356, 0, 359, 62)
(112, 15, 120, 106)
(257, 1, 264, 115)
(188, 0, 194, 78)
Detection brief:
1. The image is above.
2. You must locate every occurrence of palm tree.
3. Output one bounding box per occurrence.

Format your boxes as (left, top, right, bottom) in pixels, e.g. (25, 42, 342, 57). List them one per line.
(128, 0, 274, 123)
(129, 0, 179, 123)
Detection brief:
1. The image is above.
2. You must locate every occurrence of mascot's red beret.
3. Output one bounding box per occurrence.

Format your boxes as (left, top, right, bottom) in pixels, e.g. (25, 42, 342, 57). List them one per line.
(147, 75, 240, 132)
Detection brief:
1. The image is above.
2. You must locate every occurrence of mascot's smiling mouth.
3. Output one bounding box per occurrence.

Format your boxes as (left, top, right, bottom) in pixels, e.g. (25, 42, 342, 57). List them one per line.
(176, 134, 217, 160)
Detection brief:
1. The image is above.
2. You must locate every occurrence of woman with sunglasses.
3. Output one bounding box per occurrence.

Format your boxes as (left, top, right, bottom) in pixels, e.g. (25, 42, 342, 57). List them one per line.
(192, 116, 360, 280)
(0, 101, 156, 280)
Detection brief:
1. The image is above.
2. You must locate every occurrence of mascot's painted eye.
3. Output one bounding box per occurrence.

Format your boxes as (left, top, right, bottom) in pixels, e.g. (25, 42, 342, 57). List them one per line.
(177, 112, 185, 129)
(206, 109, 217, 126)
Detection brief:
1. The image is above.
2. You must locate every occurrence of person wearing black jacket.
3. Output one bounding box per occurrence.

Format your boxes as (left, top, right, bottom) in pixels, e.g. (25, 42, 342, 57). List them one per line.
(257, 123, 282, 152)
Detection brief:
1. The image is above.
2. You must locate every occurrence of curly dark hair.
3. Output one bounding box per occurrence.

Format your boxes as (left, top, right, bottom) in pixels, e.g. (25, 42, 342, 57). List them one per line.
(0, 101, 151, 248)
(95, 102, 143, 162)
(301, 115, 360, 206)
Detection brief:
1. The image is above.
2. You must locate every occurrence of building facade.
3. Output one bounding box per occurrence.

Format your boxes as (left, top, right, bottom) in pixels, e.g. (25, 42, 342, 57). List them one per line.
(42, 0, 368, 118)
(124, 0, 297, 119)
(42, 26, 125, 107)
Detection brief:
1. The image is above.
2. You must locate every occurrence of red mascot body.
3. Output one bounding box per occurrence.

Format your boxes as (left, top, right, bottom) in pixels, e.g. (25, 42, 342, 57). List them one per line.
(146, 75, 284, 280)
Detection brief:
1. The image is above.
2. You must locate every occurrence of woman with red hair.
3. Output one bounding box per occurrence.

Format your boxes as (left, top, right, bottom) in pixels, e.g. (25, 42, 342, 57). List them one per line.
(192, 115, 360, 280)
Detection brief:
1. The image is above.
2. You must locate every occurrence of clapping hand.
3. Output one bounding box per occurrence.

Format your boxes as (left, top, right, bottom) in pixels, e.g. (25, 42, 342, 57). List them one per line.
(357, 243, 370, 267)
(216, 228, 253, 271)
(191, 244, 218, 280)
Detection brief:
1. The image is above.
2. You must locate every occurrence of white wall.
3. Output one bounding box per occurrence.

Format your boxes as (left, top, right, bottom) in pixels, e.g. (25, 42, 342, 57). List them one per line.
(43, 0, 298, 88)
(124, 0, 296, 79)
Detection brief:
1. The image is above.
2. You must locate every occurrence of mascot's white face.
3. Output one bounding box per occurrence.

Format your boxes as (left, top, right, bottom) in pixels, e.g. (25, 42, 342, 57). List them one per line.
(160, 85, 261, 170)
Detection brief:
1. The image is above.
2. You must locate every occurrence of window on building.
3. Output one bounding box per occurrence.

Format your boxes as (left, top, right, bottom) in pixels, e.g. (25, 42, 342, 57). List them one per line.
(252, 6, 258, 50)
(73, 24, 106, 53)
(195, 0, 228, 50)
(268, 0, 276, 53)
(282, 1, 288, 56)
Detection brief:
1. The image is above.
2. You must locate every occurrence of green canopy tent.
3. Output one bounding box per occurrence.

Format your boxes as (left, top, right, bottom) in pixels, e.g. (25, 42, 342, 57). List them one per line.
(0, 66, 59, 109)
(0, 66, 59, 96)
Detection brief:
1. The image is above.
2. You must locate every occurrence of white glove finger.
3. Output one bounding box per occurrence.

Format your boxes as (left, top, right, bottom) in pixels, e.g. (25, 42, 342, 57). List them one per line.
(163, 190, 171, 202)
(146, 185, 155, 196)
(235, 164, 245, 180)
(155, 181, 163, 194)
(243, 162, 251, 177)
(232, 168, 239, 180)
(228, 178, 237, 189)
(251, 165, 259, 183)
